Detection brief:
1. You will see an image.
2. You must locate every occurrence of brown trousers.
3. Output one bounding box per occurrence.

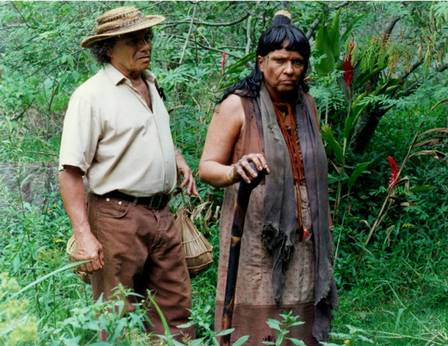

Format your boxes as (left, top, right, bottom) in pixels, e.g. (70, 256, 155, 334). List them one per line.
(87, 193, 193, 337)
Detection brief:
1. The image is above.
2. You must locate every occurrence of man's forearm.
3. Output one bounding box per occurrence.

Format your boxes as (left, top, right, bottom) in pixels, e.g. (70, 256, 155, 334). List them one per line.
(58, 166, 90, 233)
(59, 165, 103, 271)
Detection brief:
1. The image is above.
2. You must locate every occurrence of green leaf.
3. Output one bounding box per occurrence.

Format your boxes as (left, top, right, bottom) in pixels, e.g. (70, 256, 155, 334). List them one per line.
(84, 320, 99, 331)
(289, 320, 304, 327)
(11, 260, 89, 298)
(343, 99, 369, 140)
(287, 338, 306, 346)
(12, 255, 21, 273)
(189, 339, 206, 346)
(216, 328, 235, 336)
(348, 161, 373, 187)
(225, 52, 255, 75)
(266, 318, 281, 331)
(62, 337, 81, 346)
(314, 11, 341, 76)
(315, 26, 334, 75)
(341, 15, 363, 43)
(321, 124, 344, 164)
(177, 321, 195, 329)
(232, 335, 250, 346)
(328, 10, 341, 59)
(110, 319, 127, 340)
(148, 294, 171, 336)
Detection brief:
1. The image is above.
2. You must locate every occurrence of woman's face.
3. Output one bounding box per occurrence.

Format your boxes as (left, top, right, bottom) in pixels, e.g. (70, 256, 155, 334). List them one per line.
(258, 48, 305, 99)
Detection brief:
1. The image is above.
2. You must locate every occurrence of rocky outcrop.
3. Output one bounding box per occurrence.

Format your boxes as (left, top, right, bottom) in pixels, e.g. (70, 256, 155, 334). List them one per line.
(0, 163, 59, 207)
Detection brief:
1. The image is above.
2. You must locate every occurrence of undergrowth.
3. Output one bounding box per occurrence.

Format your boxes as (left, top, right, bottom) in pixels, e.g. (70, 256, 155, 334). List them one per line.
(0, 2, 447, 345)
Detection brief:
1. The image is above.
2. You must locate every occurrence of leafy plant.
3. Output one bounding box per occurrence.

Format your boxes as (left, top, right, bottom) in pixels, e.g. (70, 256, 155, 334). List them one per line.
(0, 273, 38, 346)
(365, 126, 447, 244)
(263, 311, 305, 346)
(0, 2, 447, 345)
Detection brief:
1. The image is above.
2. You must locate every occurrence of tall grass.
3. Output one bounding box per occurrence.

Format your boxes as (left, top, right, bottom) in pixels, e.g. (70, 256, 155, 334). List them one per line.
(0, 2, 447, 344)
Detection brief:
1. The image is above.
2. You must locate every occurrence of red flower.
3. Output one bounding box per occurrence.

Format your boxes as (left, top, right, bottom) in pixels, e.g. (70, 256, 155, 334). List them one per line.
(387, 155, 399, 188)
(221, 52, 227, 76)
(343, 41, 355, 88)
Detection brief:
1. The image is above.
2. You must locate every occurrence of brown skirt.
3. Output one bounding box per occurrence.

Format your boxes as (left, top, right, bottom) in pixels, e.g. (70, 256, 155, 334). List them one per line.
(215, 183, 316, 345)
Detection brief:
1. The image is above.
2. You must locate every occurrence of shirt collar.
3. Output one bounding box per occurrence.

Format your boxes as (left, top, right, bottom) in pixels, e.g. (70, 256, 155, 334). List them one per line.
(104, 64, 155, 86)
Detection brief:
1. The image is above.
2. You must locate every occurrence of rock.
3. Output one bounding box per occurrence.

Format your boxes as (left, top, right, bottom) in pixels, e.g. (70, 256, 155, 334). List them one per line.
(0, 163, 59, 207)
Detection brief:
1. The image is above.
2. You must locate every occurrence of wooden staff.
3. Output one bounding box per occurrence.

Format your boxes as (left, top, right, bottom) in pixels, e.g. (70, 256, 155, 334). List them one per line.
(221, 165, 267, 346)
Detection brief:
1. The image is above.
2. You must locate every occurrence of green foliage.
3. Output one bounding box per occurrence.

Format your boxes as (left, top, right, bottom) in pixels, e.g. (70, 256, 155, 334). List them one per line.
(310, 2, 448, 225)
(0, 273, 38, 346)
(365, 126, 447, 244)
(331, 109, 448, 344)
(314, 11, 341, 76)
(54, 287, 149, 346)
(263, 312, 305, 346)
(0, 2, 447, 345)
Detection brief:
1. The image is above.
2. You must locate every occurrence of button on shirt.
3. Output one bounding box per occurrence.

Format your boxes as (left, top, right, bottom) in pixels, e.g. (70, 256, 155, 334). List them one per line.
(59, 64, 177, 197)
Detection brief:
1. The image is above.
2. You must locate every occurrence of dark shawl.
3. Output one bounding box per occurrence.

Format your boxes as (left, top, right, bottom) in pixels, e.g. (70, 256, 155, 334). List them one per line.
(256, 84, 337, 341)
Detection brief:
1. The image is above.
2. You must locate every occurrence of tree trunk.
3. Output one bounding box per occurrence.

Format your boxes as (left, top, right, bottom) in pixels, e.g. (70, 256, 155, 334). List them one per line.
(350, 105, 389, 153)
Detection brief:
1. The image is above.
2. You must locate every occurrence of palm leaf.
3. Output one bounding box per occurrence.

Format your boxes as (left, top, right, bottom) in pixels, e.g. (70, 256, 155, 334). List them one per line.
(321, 124, 344, 164)
(348, 160, 373, 187)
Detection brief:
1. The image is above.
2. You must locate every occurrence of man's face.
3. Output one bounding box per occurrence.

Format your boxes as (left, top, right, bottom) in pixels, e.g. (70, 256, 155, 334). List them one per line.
(108, 29, 152, 77)
(258, 48, 305, 98)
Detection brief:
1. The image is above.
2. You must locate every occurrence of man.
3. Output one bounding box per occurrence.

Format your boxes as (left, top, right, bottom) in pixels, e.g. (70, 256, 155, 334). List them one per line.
(199, 11, 336, 346)
(58, 6, 197, 338)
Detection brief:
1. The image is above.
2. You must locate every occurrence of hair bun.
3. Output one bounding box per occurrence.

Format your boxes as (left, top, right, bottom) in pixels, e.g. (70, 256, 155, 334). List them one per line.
(273, 10, 292, 26)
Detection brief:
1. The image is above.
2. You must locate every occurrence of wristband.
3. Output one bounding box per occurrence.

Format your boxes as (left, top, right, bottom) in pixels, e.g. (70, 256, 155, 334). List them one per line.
(226, 164, 237, 184)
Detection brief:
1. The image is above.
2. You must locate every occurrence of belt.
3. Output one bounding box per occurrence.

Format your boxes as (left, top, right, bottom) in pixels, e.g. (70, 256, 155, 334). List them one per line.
(99, 190, 170, 210)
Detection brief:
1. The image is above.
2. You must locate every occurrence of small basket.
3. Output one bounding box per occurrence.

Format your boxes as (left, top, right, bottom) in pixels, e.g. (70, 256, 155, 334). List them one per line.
(175, 207, 213, 275)
(66, 235, 75, 256)
(66, 235, 90, 284)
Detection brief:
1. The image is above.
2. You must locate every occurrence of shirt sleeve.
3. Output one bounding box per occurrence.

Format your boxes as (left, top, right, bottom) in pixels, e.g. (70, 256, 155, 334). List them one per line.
(58, 91, 101, 174)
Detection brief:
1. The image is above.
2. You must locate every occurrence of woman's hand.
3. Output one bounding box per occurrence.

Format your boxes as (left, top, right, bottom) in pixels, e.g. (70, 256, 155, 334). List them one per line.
(228, 153, 270, 184)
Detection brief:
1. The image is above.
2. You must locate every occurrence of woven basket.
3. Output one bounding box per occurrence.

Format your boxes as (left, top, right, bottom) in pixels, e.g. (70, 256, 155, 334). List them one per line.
(175, 207, 213, 275)
(65, 235, 91, 284)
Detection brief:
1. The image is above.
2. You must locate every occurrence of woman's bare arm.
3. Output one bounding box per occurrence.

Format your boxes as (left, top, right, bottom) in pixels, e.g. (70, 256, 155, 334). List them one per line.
(199, 95, 245, 187)
(199, 95, 269, 187)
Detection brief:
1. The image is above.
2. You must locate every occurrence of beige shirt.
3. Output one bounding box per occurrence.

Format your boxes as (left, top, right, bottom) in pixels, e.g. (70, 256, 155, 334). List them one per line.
(59, 64, 177, 197)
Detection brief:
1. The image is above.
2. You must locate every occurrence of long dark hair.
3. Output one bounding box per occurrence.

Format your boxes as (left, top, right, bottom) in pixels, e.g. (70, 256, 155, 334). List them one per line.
(222, 13, 310, 100)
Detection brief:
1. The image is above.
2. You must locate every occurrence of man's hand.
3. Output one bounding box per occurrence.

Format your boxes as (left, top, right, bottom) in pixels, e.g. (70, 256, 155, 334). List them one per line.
(71, 225, 104, 273)
(59, 165, 104, 273)
(175, 150, 199, 197)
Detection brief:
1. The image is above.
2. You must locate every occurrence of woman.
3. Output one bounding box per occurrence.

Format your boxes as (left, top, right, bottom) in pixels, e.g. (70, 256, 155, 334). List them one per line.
(199, 12, 336, 346)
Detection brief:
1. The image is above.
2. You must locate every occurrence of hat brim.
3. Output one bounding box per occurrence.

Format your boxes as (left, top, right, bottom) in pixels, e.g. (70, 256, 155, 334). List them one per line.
(81, 15, 165, 48)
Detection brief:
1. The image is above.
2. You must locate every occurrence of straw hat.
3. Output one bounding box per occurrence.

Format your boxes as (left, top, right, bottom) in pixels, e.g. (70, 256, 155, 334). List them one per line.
(81, 6, 165, 48)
